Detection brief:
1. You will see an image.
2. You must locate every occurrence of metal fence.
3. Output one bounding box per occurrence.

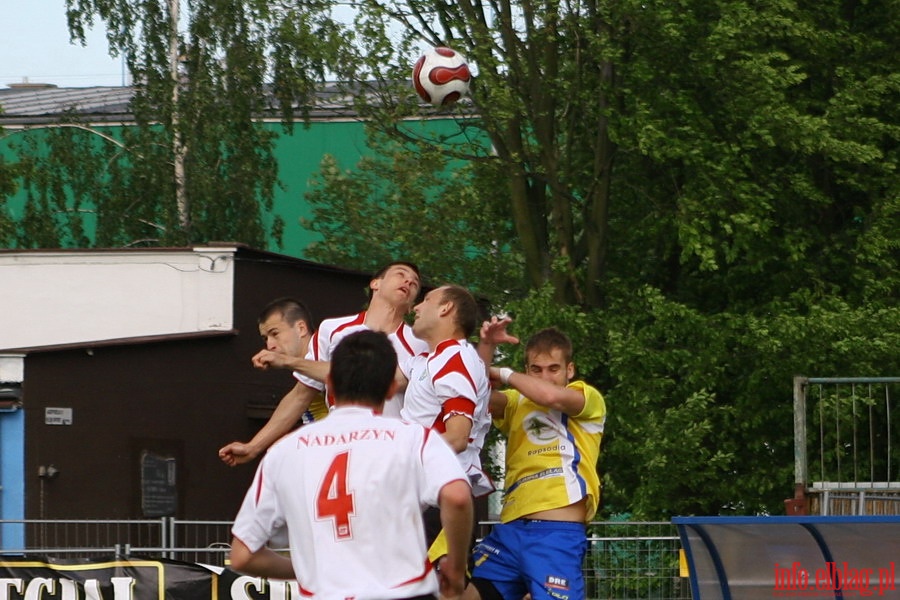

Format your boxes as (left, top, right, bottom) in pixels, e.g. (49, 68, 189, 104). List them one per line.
(1, 518, 690, 599)
(793, 376, 900, 515)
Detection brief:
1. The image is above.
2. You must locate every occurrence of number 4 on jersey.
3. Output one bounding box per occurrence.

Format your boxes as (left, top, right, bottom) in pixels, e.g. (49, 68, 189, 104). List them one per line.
(316, 451, 355, 539)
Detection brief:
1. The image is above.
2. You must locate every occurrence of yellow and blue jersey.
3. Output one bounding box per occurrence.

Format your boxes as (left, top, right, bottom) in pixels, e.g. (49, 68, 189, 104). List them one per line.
(301, 394, 330, 424)
(495, 381, 606, 523)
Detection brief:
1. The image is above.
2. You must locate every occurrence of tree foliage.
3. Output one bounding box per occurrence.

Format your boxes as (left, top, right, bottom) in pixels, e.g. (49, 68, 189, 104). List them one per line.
(302, 132, 524, 300)
(325, 0, 619, 306)
(490, 285, 900, 519)
(1, 0, 896, 517)
(312, 0, 899, 311)
(0, 117, 21, 246)
(303, 0, 900, 516)
(4, 0, 352, 248)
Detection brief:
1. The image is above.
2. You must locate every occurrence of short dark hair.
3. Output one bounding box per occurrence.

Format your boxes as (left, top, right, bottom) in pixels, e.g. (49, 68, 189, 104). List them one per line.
(330, 330, 397, 406)
(258, 297, 314, 330)
(440, 285, 479, 338)
(371, 261, 420, 281)
(525, 327, 574, 364)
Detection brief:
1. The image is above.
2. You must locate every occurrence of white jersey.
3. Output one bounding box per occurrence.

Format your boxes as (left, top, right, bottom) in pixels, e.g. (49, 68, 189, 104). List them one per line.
(293, 311, 428, 418)
(400, 339, 494, 497)
(232, 406, 468, 600)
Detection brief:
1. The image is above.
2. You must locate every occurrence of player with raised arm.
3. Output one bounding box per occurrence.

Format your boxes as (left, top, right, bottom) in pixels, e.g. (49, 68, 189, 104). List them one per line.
(230, 330, 473, 600)
(463, 325, 607, 600)
(253, 297, 329, 424)
(218, 261, 427, 467)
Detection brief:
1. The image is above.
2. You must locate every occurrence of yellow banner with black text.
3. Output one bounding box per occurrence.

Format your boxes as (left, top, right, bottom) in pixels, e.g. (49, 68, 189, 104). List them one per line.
(0, 556, 299, 599)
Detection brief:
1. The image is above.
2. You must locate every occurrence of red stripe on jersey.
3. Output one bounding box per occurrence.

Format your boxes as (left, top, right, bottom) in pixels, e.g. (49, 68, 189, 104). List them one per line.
(309, 331, 323, 361)
(442, 396, 477, 418)
(394, 322, 417, 356)
(311, 311, 365, 360)
(394, 558, 435, 587)
(431, 413, 446, 432)
(421, 426, 432, 461)
(431, 349, 478, 395)
(432, 396, 476, 432)
(253, 468, 264, 505)
(329, 312, 366, 342)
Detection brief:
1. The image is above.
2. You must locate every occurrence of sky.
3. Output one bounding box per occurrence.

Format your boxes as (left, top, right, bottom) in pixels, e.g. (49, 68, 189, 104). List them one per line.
(0, 1, 125, 89)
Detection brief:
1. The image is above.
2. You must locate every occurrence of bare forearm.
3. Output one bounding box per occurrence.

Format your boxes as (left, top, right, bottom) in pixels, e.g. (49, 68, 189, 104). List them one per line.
(248, 385, 313, 454)
(230, 538, 295, 580)
(291, 358, 330, 383)
(494, 367, 584, 414)
(476, 340, 496, 375)
(438, 481, 474, 593)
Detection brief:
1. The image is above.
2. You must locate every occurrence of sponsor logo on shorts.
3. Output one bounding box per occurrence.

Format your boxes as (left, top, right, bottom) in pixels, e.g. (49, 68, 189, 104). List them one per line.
(546, 574, 570, 590)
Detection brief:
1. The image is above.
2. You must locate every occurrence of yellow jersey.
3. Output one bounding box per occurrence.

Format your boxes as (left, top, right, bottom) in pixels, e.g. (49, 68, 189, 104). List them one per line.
(495, 381, 606, 523)
(303, 393, 330, 424)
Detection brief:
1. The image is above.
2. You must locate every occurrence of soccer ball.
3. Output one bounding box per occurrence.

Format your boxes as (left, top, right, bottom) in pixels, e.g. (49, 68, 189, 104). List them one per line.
(412, 47, 472, 107)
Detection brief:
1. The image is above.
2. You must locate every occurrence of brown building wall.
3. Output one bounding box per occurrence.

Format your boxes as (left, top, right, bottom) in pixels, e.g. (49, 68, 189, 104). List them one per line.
(22, 250, 374, 521)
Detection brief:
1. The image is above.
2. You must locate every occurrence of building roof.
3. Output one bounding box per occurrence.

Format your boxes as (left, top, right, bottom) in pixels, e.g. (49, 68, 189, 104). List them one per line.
(0, 85, 134, 124)
(0, 82, 366, 126)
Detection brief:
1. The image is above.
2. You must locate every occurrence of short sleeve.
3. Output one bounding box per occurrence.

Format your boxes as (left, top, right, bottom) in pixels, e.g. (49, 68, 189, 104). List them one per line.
(231, 454, 287, 552)
(569, 380, 607, 423)
(493, 389, 520, 435)
(418, 428, 469, 507)
(293, 329, 327, 392)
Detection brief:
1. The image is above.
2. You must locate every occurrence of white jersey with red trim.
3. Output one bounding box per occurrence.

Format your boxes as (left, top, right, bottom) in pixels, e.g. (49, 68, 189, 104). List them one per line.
(293, 311, 428, 418)
(232, 406, 468, 599)
(400, 339, 493, 497)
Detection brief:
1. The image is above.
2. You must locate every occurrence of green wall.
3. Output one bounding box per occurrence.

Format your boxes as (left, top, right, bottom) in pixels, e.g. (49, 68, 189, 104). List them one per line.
(0, 117, 470, 258)
(265, 119, 370, 257)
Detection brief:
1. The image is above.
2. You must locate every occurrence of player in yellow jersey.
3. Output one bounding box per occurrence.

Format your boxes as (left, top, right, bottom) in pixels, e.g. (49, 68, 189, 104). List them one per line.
(462, 325, 607, 600)
(219, 298, 328, 466)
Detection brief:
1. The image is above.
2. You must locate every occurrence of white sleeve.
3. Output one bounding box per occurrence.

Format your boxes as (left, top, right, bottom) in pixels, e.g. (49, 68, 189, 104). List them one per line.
(231, 455, 286, 552)
(433, 355, 478, 422)
(419, 428, 469, 507)
(399, 353, 416, 381)
(293, 328, 327, 392)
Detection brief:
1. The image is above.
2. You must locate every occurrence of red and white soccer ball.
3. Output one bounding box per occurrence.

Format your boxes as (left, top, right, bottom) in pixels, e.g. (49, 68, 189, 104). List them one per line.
(412, 46, 472, 107)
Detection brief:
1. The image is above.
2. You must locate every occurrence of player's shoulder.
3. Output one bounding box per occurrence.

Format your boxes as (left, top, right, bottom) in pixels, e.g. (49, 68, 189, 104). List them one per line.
(395, 321, 429, 348)
(567, 380, 606, 418)
(568, 380, 603, 399)
(319, 312, 365, 331)
(318, 313, 368, 345)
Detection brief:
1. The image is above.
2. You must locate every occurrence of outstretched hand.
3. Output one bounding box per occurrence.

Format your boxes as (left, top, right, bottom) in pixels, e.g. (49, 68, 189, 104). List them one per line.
(479, 316, 520, 347)
(218, 441, 257, 467)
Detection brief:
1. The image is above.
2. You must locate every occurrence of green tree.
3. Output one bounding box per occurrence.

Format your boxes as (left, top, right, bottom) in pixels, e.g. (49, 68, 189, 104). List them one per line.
(311, 0, 900, 311)
(0, 118, 19, 246)
(7, 0, 350, 248)
(303, 0, 899, 517)
(608, 0, 900, 312)
(302, 133, 524, 300)
(324, 0, 619, 306)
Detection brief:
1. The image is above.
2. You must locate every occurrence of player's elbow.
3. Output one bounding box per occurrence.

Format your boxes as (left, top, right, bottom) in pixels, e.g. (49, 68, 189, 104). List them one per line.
(229, 538, 253, 572)
(440, 480, 474, 513)
(446, 435, 468, 454)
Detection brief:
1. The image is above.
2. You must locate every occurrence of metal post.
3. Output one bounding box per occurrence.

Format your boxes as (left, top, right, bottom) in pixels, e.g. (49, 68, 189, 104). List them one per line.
(793, 376, 808, 488)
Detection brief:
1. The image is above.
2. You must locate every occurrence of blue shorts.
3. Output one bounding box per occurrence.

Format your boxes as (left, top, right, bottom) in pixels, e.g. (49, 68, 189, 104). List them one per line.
(470, 519, 587, 600)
